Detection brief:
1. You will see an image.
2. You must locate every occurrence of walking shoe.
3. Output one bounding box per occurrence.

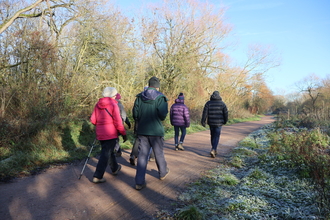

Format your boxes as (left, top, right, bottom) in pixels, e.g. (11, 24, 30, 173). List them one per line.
(129, 156, 136, 166)
(160, 168, 170, 180)
(135, 183, 146, 190)
(210, 150, 216, 158)
(175, 145, 179, 151)
(112, 164, 121, 175)
(178, 143, 184, 151)
(92, 177, 106, 183)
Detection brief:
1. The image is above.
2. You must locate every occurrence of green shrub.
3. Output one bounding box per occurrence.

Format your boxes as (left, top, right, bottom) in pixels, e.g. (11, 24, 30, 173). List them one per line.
(229, 156, 244, 168)
(176, 206, 204, 220)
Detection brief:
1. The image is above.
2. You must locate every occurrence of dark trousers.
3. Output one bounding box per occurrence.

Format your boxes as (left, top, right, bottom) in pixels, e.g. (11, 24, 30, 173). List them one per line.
(130, 137, 155, 159)
(93, 139, 119, 179)
(135, 135, 167, 185)
(174, 126, 187, 145)
(210, 126, 222, 151)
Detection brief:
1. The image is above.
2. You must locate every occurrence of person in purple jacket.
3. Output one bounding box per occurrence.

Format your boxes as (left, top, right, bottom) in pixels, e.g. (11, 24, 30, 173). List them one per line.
(170, 93, 190, 151)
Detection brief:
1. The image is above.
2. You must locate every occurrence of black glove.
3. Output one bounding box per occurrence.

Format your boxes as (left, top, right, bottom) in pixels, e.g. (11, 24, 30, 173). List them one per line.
(125, 118, 131, 129)
(122, 135, 127, 143)
(202, 123, 206, 127)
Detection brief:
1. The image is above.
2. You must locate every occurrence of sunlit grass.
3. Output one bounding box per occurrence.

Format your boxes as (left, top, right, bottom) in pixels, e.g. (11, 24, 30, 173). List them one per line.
(158, 124, 330, 219)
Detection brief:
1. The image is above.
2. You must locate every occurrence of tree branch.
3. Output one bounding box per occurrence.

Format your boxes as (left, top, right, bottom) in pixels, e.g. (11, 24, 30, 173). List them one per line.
(0, 0, 44, 34)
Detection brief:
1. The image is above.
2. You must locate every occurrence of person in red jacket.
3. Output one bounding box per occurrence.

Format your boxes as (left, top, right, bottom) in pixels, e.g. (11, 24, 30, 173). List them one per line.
(90, 87, 127, 183)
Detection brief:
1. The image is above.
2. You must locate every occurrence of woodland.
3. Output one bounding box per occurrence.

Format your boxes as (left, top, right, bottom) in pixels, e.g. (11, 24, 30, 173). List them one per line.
(1, 0, 330, 182)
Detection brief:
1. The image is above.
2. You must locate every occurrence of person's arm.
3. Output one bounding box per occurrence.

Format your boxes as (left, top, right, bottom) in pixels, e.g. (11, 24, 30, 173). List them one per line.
(184, 105, 190, 127)
(112, 103, 126, 136)
(90, 105, 97, 125)
(132, 97, 139, 122)
(125, 117, 131, 129)
(169, 105, 174, 125)
(118, 101, 127, 121)
(157, 96, 168, 121)
(223, 103, 228, 125)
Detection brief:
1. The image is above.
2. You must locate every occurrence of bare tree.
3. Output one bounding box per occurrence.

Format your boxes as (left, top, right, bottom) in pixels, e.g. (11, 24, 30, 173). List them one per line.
(296, 74, 322, 116)
(139, 0, 232, 100)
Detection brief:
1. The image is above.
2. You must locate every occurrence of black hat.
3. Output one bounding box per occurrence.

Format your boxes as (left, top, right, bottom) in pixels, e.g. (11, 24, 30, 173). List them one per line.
(148, 76, 160, 88)
(178, 93, 184, 100)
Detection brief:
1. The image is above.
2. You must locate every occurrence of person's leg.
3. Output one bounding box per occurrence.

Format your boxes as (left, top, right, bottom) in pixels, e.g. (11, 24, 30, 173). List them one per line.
(177, 126, 186, 151)
(116, 148, 122, 157)
(150, 136, 168, 178)
(210, 127, 215, 150)
(107, 139, 120, 174)
(214, 126, 222, 153)
(115, 139, 122, 157)
(179, 126, 187, 144)
(149, 148, 155, 161)
(210, 126, 221, 157)
(174, 126, 179, 150)
(135, 135, 151, 186)
(130, 137, 139, 166)
(93, 139, 113, 179)
(177, 126, 185, 150)
(131, 137, 140, 158)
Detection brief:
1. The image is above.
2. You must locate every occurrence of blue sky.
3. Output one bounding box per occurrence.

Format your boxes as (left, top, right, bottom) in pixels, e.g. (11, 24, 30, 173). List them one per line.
(220, 0, 330, 95)
(115, 0, 330, 95)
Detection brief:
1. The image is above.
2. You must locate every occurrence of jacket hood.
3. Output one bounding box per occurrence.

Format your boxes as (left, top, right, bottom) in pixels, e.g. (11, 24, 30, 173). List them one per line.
(96, 97, 117, 109)
(140, 88, 164, 101)
(210, 91, 222, 101)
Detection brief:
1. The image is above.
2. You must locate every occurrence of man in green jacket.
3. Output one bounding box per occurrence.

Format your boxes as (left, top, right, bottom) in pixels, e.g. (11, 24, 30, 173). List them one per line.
(133, 76, 170, 190)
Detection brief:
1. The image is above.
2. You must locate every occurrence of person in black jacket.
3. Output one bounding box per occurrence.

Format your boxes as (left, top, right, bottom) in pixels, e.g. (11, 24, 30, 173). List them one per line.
(201, 91, 228, 158)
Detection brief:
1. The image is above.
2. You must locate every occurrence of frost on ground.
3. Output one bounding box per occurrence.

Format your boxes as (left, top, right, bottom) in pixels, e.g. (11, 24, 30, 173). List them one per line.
(157, 124, 328, 220)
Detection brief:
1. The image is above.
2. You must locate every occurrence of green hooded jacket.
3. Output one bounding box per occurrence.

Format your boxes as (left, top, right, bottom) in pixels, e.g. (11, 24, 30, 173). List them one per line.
(133, 88, 168, 136)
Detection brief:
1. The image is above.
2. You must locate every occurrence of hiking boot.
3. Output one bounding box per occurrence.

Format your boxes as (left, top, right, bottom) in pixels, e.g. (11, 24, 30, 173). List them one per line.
(129, 156, 136, 166)
(112, 165, 121, 175)
(175, 145, 179, 151)
(210, 150, 216, 158)
(178, 143, 184, 151)
(135, 183, 146, 190)
(92, 177, 106, 183)
(160, 168, 170, 180)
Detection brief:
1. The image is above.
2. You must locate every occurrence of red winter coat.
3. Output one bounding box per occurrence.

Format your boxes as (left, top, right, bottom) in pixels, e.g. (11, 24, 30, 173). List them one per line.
(90, 97, 126, 140)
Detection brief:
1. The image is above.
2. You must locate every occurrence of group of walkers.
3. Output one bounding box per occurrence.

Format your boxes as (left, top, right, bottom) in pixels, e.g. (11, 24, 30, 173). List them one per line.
(89, 76, 228, 190)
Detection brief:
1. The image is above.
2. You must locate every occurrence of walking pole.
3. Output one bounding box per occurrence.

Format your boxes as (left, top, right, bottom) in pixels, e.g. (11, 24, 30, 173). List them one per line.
(78, 138, 97, 180)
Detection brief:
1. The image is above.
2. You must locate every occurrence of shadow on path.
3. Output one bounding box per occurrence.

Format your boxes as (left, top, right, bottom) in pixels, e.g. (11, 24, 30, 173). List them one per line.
(0, 116, 275, 220)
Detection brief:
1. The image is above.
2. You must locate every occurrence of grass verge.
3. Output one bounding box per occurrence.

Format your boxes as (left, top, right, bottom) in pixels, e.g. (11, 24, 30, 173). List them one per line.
(156, 123, 330, 219)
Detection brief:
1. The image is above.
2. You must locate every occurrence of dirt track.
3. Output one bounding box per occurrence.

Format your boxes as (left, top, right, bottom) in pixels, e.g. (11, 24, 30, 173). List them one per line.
(0, 116, 275, 220)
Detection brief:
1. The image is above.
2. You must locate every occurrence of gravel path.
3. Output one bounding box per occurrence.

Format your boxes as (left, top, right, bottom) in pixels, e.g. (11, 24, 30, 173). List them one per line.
(0, 116, 275, 220)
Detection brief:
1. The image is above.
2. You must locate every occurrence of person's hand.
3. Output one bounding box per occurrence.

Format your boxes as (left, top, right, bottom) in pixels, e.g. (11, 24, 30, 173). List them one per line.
(122, 135, 128, 143)
(202, 123, 206, 127)
(127, 121, 131, 129)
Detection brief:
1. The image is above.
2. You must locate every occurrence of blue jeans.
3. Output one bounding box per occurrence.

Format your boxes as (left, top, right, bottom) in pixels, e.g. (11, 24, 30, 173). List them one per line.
(135, 135, 168, 185)
(210, 126, 222, 151)
(93, 139, 119, 179)
(174, 126, 187, 145)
